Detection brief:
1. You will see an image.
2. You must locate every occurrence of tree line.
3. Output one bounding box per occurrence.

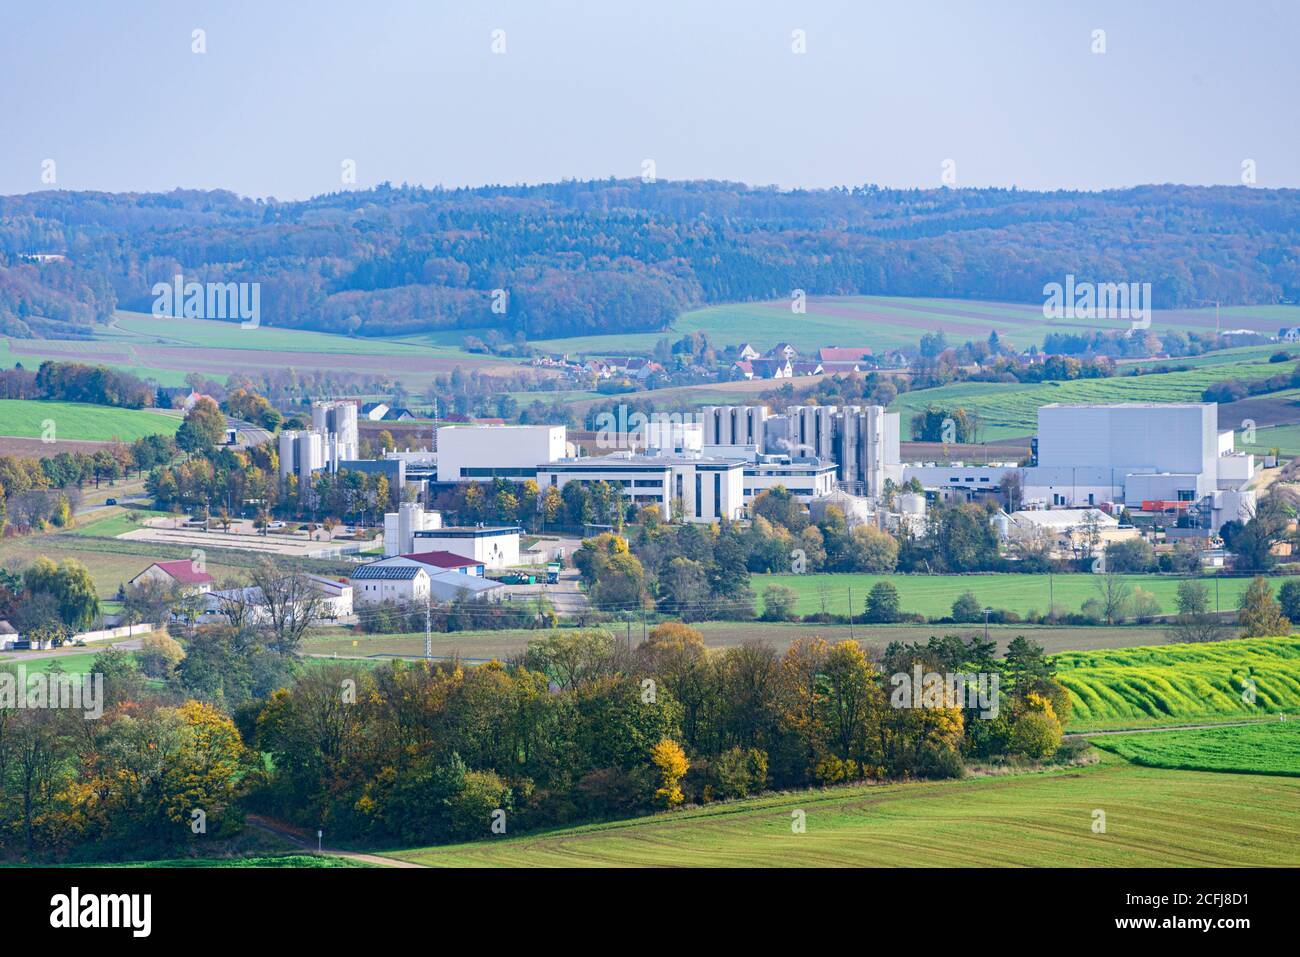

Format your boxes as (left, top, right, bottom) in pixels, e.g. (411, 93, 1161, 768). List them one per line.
(4, 181, 1297, 341)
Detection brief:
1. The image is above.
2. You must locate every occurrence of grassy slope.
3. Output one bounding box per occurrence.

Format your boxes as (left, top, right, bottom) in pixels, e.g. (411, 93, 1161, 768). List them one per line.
(759, 572, 1249, 620)
(1092, 721, 1300, 776)
(391, 754, 1300, 867)
(39, 854, 370, 868)
(1241, 422, 1300, 455)
(2, 312, 520, 393)
(889, 356, 1293, 439)
(1055, 635, 1300, 730)
(535, 297, 1300, 357)
(108, 314, 472, 358)
(0, 399, 179, 442)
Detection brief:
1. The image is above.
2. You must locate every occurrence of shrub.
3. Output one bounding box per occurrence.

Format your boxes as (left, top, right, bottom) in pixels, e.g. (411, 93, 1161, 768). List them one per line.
(708, 746, 769, 800)
(951, 591, 983, 623)
(1008, 693, 1063, 760)
(761, 584, 800, 622)
(137, 632, 185, 678)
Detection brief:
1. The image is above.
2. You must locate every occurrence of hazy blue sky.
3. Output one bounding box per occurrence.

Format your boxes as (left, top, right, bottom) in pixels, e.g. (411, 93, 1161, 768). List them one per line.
(2, 0, 1296, 198)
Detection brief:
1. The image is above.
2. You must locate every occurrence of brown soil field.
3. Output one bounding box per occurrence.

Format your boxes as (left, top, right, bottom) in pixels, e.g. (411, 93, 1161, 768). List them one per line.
(0, 436, 116, 457)
(302, 619, 1177, 663)
(1219, 392, 1300, 429)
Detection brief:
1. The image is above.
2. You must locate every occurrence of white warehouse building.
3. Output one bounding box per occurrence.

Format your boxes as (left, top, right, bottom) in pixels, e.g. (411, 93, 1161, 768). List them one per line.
(411, 525, 522, 570)
(900, 403, 1256, 532)
(1023, 403, 1242, 508)
(436, 424, 566, 482)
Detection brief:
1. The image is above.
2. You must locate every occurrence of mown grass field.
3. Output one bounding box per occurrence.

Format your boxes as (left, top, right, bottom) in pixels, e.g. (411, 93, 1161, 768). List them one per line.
(3, 312, 524, 393)
(0, 399, 179, 442)
(759, 572, 1251, 620)
(888, 353, 1298, 439)
(533, 297, 1300, 358)
(0, 652, 103, 675)
(1092, 721, 1300, 777)
(1240, 422, 1300, 456)
(1055, 636, 1300, 731)
(63, 507, 169, 538)
(391, 754, 1300, 867)
(34, 854, 369, 869)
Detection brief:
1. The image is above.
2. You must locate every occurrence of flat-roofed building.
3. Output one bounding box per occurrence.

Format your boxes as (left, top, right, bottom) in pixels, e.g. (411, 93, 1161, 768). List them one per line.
(412, 525, 522, 569)
(743, 458, 838, 503)
(538, 452, 745, 523)
(436, 424, 566, 482)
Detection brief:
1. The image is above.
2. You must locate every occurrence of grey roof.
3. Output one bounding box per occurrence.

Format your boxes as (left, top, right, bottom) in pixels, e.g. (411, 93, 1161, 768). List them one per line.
(426, 571, 503, 601)
(351, 564, 426, 581)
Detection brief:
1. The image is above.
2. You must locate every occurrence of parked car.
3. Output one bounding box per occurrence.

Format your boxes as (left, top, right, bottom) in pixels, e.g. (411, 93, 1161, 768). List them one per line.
(105, 497, 117, 505)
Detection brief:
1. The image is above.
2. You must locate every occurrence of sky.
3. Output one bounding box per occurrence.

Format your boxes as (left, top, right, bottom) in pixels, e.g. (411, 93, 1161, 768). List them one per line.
(2, 0, 1297, 199)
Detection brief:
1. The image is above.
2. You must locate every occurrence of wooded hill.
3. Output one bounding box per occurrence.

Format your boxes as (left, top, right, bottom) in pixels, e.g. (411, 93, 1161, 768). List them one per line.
(2, 180, 1298, 341)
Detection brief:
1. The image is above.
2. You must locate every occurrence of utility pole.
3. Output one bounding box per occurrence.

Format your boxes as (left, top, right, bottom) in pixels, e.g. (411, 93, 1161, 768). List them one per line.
(424, 587, 432, 660)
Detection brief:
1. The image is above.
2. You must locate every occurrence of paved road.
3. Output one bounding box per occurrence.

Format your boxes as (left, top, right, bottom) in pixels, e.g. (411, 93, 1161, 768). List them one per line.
(245, 815, 425, 868)
(225, 416, 271, 450)
(1, 637, 144, 662)
(74, 495, 148, 517)
(507, 567, 589, 615)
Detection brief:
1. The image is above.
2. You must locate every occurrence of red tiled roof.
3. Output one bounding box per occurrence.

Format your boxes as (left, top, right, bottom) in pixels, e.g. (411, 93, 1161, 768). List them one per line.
(400, 550, 480, 569)
(151, 559, 214, 585)
(818, 347, 873, 361)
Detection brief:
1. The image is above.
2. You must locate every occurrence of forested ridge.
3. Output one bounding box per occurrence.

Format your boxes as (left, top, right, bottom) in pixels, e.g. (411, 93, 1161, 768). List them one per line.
(1, 179, 1298, 340)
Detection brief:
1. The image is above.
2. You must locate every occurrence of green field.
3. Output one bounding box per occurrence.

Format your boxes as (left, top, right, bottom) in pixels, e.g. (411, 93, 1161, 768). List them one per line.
(0, 399, 179, 442)
(0, 652, 102, 674)
(62, 507, 169, 538)
(1055, 636, 1300, 731)
(534, 296, 1300, 358)
(1092, 721, 1300, 776)
(889, 352, 1298, 439)
(46, 853, 369, 869)
(2, 312, 524, 394)
(1240, 422, 1300, 456)
(391, 754, 1300, 867)
(106, 314, 472, 358)
(759, 571, 1251, 621)
(303, 619, 1179, 664)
